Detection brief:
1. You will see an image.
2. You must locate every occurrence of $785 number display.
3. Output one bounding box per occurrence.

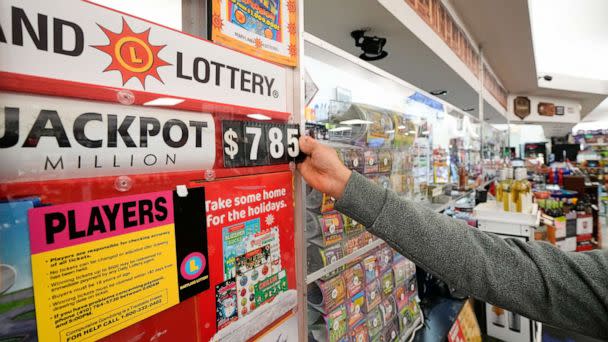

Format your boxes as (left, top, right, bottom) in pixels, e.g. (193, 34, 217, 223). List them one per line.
(222, 121, 301, 167)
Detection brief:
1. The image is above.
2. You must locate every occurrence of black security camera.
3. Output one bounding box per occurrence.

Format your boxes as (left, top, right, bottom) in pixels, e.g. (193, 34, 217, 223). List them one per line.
(538, 75, 553, 81)
(351, 30, 388, 61)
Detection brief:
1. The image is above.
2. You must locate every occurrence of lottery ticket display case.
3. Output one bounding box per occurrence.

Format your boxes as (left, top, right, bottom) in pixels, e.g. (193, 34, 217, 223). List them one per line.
(302, 34, 495, 342)
(0, 1, 305, 341)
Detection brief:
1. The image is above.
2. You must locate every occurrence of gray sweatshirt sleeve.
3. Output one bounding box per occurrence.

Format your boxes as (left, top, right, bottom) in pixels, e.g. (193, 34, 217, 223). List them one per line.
(335, 172, 608, 339)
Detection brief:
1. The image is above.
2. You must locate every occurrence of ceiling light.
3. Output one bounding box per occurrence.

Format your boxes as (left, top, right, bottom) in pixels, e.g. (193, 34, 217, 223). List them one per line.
(462, 107, 475, 112)
(386, 130, 395, 134)
(247, 114, 272, 121)
(429, 90, 448, 96)
(340, 119, 373, 125)
(143, 97, 185, 106)
(397, 125, 406, 129)
(408, 130, 416, 134)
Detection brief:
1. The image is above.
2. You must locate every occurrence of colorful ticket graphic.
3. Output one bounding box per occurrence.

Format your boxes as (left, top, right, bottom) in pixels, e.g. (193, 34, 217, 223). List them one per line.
(210, 0, 298, 66)
(235, 245, 271, 277)
(327, 305, 348, 342)
(347, 291, 366, 327)
(320, 212, 344, 246)
(254, 269, 288, 306)
(28, 189, 209, 342)
(222, 218, 261, 280)
(216, 279, 238, 330)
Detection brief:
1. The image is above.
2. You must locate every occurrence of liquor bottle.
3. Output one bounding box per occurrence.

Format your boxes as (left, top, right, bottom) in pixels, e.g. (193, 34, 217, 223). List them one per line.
(512, 168, 532, 213)
(496, 169, 506, 207)
(458, 165, 467, 190)
(501, 168, 513, 212)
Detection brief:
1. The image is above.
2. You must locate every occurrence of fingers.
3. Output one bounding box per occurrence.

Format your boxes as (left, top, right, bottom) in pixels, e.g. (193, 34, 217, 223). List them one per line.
(298, 135, 317, 155)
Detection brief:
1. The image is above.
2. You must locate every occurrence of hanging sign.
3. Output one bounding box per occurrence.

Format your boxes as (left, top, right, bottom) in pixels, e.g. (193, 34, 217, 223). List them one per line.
(513, 96, 531, 120)
(0, 92, 215, 183)
(28, 188, 210, 342)
(0, 0, 287, 113)
(210, 0, 298, 66)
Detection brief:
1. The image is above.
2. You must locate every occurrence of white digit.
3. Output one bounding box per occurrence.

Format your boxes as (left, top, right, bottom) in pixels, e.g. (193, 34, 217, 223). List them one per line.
(286, 128, 299, 158)
(269, 127, 284, 159)
(245, 126, 262, 160)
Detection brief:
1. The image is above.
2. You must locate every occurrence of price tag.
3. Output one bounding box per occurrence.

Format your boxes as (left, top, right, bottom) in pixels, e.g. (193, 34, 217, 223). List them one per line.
(222, 121, 301, 168)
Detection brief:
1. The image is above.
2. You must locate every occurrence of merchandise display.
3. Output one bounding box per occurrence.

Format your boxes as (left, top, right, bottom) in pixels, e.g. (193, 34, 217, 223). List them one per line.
(301, 40, 510, 341)
(308, 243, 421, 342)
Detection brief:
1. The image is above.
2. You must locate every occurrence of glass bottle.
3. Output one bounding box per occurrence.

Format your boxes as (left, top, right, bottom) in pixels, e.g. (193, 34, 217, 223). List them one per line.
(496, 169, 505, 207)
(512, 168, 532, 213)
(502, 168, 513, 212)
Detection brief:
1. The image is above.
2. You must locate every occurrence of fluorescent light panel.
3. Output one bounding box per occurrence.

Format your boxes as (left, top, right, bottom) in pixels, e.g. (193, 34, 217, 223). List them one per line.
(529, 0, 608, 81)
(329, 127, 352, 132)
(247, 114, 272, 121)
(143, 97, 185, 106)
(340, 119, 373, 125)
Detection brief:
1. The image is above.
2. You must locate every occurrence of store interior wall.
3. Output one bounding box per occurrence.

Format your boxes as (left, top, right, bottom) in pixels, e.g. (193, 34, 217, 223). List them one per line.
(508, 124, 549, 158)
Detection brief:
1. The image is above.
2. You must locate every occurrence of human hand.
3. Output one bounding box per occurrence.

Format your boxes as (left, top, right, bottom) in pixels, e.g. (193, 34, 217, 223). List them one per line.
(297, 136, 352, 199)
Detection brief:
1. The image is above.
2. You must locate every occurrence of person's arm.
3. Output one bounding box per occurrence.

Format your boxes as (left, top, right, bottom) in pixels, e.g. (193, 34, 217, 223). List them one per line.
(336, 172, 608, 339)
(296, 136, 608, 339)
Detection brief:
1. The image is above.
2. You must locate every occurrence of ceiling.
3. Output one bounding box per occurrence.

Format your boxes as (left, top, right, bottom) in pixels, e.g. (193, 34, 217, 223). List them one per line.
(449, 0, 607, 118)
(528, 0, 608, 82)
(304, 0, 491, 121)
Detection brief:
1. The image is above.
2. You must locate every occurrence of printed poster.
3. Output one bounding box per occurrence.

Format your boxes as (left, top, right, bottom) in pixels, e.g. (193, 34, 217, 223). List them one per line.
(200, 171, 297, 341)
(27, 189, 209, 342)
(210, 0, 298, 66)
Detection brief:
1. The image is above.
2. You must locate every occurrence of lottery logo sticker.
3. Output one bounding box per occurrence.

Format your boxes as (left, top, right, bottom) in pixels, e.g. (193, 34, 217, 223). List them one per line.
(93, 18, 170, 87)
(181, 252, 206, 280)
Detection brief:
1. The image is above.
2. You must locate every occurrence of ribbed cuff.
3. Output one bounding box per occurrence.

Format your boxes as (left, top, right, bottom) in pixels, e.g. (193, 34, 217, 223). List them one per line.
(335, 172, 387, 228)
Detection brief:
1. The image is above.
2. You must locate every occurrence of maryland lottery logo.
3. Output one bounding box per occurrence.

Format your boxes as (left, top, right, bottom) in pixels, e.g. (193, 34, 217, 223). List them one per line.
(92, 18, 170, 88)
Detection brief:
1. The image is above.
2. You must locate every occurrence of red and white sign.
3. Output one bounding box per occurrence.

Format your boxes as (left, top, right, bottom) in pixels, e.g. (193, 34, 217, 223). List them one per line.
(0, 0, 288, 114)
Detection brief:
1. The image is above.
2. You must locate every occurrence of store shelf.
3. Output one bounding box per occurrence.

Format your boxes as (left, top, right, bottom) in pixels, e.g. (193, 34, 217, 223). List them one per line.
(306, 239, 385, 284)
(305, 181, 492, 284)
